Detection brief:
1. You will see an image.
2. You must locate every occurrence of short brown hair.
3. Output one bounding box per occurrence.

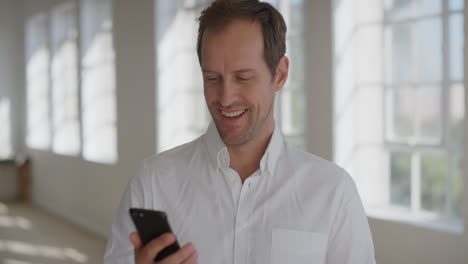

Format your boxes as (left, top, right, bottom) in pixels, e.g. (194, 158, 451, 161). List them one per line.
(196, 0, 287, 77)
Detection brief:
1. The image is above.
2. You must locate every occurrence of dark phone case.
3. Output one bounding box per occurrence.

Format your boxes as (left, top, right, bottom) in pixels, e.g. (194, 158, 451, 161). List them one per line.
(129, 208, 180, 262)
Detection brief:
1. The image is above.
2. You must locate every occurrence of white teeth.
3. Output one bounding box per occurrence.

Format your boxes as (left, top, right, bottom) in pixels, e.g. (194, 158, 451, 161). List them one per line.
(222, 109, 246, 118)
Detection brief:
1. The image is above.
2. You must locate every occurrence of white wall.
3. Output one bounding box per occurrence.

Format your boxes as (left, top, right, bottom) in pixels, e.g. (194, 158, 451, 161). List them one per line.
(0, 0, 24, 159)
(21, 0, 156, 238)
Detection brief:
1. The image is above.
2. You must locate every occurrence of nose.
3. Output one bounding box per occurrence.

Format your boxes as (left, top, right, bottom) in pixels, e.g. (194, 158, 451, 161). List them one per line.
(218, 80, 237, 108)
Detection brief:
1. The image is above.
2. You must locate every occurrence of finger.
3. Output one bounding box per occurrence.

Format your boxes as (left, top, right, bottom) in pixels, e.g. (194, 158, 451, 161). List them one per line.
(138, 233, 176, 263)
(180, 250, 198, 264)
(159, 242, 196, 264)
(129, 232, 142, 249)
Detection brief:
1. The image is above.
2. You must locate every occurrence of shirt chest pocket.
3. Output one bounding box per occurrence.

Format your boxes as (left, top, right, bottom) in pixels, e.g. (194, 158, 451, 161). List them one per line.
(270, 228, 327, 264)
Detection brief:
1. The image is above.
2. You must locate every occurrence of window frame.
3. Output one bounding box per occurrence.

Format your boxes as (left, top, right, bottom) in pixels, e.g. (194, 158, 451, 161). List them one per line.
(382, 0, 464, 220)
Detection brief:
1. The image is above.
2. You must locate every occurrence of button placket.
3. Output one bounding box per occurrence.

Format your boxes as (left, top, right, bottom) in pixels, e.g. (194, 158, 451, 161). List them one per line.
(233, 176, 260, 264)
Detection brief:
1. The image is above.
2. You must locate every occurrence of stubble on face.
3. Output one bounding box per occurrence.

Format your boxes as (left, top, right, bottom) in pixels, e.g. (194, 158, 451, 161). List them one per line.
(212, 99, 274, 147)
(210, 101, 253, 145)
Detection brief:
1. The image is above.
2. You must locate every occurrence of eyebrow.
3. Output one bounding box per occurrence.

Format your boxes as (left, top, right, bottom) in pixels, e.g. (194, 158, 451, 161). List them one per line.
(234, 68, 256, 74)
(201, 68, 257, 74)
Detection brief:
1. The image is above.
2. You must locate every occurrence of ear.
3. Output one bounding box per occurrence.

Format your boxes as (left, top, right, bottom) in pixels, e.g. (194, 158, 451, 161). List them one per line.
(274, 56, 289, 92)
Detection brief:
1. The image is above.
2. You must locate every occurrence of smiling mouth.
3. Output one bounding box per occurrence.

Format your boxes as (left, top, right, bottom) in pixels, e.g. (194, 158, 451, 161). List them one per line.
(220, 109, 247, 119)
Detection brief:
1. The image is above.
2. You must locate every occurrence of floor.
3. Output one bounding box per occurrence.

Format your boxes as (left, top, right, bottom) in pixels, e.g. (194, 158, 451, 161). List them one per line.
(0, 201, 107, 264)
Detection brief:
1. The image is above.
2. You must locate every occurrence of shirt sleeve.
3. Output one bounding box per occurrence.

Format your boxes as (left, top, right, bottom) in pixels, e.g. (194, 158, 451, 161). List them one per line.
(326, 170, 376, 264)
(103, 163, 148, 264)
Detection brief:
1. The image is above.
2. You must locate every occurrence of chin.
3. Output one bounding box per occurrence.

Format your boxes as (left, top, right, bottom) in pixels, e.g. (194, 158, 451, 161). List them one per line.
(222, 137, 247, 146)
(220, 130, 253, 146)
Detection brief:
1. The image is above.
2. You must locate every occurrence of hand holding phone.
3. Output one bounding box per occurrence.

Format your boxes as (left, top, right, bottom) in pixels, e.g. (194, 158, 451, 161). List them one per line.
(129, 208, 198, 263)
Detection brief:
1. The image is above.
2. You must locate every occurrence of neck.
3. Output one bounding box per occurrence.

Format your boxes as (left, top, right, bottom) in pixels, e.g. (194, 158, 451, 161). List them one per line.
(227, 121, 274, 183)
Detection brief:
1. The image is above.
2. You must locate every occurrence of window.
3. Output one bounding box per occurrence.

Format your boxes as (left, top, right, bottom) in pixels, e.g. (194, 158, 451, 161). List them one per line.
(268, 0, 306, 149)
(156, 0, 306, 152)
(334, 0, 464, 230)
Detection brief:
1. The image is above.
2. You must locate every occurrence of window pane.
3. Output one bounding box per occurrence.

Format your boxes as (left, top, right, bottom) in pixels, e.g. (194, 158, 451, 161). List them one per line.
(449, 14, 464, 81)
(417, 86, 442, 140)
(413, 0, 442, 17)
(449, 0, 464, 11)
(449, 84, 464, 149)
(452, 156, 463, 218)
(280, 90, 305, 135)
(385, 0, 441, 20)
(390, 151, 412, 207)
(385, 0, 412, 20)
(279, 0, 305, 143)
(290, 0, 304, 34)
(386, 23, 413, 83)
(416, 18, 442, 82)
(386, 18, 442, 83)
(388, 87, 416, 139)
(421, 152, 447, 214)
(287, 35, 305, 88)
(388, 86, 442, 142)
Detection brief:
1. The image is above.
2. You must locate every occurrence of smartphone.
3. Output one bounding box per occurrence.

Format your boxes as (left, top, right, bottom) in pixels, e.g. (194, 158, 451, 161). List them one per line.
(129, 208, 180, 262)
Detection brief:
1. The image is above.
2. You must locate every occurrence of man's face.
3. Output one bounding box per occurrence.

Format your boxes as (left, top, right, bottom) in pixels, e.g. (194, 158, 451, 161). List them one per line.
(201, 19, 288, 146)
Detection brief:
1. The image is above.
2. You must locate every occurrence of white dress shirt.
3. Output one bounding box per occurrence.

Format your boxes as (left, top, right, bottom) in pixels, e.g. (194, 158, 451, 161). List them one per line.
(104, 122, 376, 264)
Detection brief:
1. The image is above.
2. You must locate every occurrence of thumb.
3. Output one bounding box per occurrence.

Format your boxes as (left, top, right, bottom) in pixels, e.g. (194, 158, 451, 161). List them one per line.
(129, 232, 143, 249)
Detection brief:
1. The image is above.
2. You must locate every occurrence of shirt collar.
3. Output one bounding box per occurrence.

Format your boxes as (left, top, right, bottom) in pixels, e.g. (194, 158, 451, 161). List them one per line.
(203, 121, 284, 176)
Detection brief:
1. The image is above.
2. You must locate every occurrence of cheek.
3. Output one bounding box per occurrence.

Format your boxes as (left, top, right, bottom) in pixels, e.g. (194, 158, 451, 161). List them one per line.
(204, 87, 215, 103)
(252, 85, 275, 107)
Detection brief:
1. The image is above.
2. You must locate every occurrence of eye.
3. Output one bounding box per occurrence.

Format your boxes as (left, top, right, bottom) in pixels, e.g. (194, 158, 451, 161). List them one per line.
(237, 76, 251, 81)
(204, 76, 218, 82)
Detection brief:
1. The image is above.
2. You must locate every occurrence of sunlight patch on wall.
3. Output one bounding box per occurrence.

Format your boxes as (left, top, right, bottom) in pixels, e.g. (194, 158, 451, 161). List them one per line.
(80, 0, 117, 164)
(156, 2, 209, 153)
(25, 14, 51, 150)
(0, 97, 12, 159)
(50, 1, 80, 156)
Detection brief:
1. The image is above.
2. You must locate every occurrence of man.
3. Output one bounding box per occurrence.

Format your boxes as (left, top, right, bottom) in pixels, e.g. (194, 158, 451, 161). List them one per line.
(104, 0, 376, 263)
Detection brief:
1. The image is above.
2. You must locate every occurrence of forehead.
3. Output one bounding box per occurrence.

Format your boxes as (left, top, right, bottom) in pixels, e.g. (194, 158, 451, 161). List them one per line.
(201, 19, 265, 71)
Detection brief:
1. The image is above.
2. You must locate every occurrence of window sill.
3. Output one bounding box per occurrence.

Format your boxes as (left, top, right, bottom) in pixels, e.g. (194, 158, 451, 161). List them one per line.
(366, 205, 464, 234)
